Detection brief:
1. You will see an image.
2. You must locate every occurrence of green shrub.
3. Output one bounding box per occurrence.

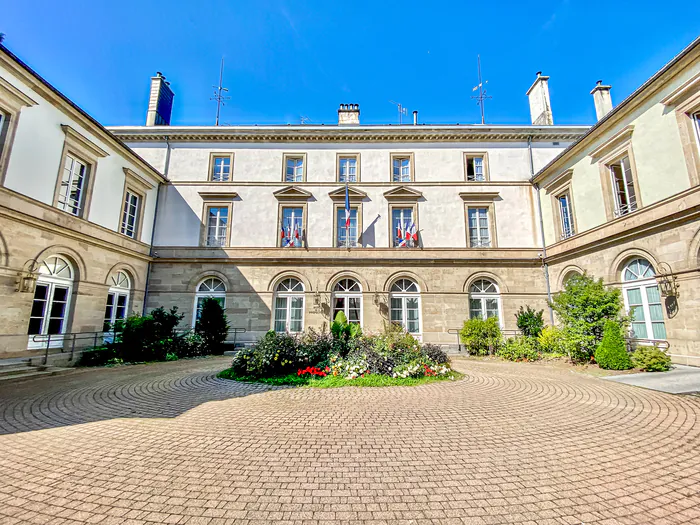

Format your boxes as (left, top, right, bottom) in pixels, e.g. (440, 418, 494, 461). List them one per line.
(165, 352, 179, 361)
(195, 298, 230, 355)
(594, 321, 633, 370)
(119, 307, 184, 362)
(421, 343, 449, 364)
(497, 336, 540, 361)
(78, 346, 118, 367)
(515, 306, 544, 337)
(632, 346, 672, 372)
(537, 326, 565, 355)
(459, 317, 502, 355)
(551, 273, 628, 361)
(173, 331, 206, 358)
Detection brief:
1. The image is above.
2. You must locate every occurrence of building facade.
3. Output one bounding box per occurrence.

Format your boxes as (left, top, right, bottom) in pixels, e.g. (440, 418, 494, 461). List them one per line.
(1, 37, 699, 364)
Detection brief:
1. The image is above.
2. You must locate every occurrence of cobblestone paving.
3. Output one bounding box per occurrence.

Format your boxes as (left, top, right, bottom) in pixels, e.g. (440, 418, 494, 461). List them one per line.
(1, 357, 699, 525)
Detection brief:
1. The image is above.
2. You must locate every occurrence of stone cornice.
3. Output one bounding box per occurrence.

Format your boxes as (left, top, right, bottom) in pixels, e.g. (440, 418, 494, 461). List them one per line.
(108, 125, 588, 143)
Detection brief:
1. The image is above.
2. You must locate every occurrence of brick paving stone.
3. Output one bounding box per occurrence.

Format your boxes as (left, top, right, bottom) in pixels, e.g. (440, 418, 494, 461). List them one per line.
(1, 356, 700, 524)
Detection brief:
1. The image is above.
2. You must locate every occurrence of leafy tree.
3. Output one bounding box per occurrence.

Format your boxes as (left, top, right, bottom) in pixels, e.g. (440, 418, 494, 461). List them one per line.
(551, 273, 628, 361)
(595, 320, 633, 370)
(459, 317, 502, 355)
(515, 305, 544, 337)
(195, 298, 230, 355)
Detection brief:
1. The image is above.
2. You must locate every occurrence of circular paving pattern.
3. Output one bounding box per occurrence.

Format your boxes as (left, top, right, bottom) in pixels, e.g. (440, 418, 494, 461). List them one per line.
(1, 357, 700, 524)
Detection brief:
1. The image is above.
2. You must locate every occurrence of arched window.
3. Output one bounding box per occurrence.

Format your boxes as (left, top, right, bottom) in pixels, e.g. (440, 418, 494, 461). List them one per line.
(193, 277, 226, 325)
(332, 278, 362, 325)
(390, 278, 421, 334)
(28, 256, 74, 348)
(104, 271, 131, 334)
(274, 278, 305, 333)
(469, 279, 501, 322)
(622, 258, 666, 340)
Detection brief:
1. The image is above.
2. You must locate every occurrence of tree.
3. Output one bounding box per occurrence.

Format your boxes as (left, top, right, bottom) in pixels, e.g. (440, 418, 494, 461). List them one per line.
(196, 298, 230, 355)
(595, 320, 633, 370)
(551, 273, 628, 361)
(515, 305, 544, 337)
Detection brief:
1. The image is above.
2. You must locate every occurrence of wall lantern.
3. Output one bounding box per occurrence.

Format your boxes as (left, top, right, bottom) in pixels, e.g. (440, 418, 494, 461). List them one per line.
(656, 262, 679, 298)
(18, 271, 37, 293)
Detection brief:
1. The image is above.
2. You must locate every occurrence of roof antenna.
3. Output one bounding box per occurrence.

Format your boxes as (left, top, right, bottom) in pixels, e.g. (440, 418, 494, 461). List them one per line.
(471, 55, 491, 124)
(389, 100, 408, 124)
(210, 57, 230, 126)
(0, 33, 5, 44)
(300, 116, 311, 125)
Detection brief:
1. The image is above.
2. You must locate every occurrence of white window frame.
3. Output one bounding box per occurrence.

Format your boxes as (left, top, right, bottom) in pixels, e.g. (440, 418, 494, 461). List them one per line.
(392, 157, 411, 183)
(280, 206, 304, 248)
(212, 155, 231, 182)
(285, 157, 304, 183)
(466, 156, 485, 181)
(609, 156, 638, 217)
(389, 279, 422, 336)
(27, 256, 73, 349)
(692, 112, 700, 152)
(332, 279, 363, 325)
(273, 278, 305, 333)
(206, 206, 229, 247)
(468, 279, 503, 327)
(339, 157, 357, 183)
(103, 271, 131, 342)
(120, 190, 140, 238)
(336, 207, 358, 247)
(193, 277, 227, 327)
(391, 207, 415, 248)
(467, 207, 491, 247)
(57, 153, 88, 216)
(557, 193, 575, 239)
(621, 259, 667, 341)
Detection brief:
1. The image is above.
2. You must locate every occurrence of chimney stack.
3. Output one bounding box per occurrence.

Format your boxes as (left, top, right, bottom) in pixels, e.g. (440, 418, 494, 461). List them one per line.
(526, 72, 553, 125)
(413, 110, 418, 125)
(590, 80, 613, 121)
(146, 72, 174, 126)
(337, 104, 360, 125)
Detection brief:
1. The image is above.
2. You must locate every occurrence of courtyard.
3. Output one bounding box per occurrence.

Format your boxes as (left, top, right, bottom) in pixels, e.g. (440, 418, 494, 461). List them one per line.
(1, 357, 699, 525)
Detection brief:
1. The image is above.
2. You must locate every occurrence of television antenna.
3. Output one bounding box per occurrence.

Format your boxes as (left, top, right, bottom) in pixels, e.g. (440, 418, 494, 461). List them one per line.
(300, 115, 312, 125)
(210, 57, 231, 126)
(470, 55, 491, 124)
(389, 100, 408, 124)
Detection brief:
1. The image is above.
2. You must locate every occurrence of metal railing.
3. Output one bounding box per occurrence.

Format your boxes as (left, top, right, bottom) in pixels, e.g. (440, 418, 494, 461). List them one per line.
(624, 338, 670, 352)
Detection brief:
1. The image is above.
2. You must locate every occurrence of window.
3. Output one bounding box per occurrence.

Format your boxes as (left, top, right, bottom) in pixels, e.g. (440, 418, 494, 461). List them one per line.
(193, 277, 227, 326)
(280, 207, 304, 248)
(285, 156, 305, 183)
(274, 278, 305, 333)
(336, 207, 358, 247)
(557, 193, 575, 239)
(390, 278, 421, 334)
(338, 156, 358, 182)
(27, 256, 73, 349)
(0, 78, 37, 186)
(332, 279, 362, 325)
(104, 271, 130, 337)
(392, 156, 412, 183)
(392, 207, 417, 247)
(469, 279, 501, 322)
(693, 112, 700, 149)
(609, 156, 638, 216)
(120, 190, 140, 238)
(57, 154, 88, 216)
(210, 155, 232, 182)
(622, 258, 666, 340)
(467, 207, 491, 247)
(205, 206, 229, 247)
(465, 154, 487, 181)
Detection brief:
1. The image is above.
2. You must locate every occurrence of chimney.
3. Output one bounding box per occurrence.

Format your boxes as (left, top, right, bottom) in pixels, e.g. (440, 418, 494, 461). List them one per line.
(590, 80, 613, 121)
(146, 72, 174, 126)
(526, 71, 553, 125)
(413, 110, 418, 125)
(337, 104, 360, 125)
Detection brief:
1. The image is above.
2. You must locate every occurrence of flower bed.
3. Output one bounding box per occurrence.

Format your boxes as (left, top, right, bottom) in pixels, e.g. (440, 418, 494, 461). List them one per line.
(218, 323, 459, 387)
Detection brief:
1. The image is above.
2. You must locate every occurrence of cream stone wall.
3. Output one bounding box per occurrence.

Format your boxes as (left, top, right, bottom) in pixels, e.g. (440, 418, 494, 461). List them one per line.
(0, 64, 161, 244)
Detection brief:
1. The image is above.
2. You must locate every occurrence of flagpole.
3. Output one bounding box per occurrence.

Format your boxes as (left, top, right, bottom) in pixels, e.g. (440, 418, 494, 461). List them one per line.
(345, 180, 350, 249)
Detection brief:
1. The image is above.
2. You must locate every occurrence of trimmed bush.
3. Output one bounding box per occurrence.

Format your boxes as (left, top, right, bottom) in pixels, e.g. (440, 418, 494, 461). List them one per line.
(594, 321, 633, 370)
(537, 326, 566, 355)
(497, 336, 540, 362)
(459, 317, 502, 355)
(195, 298, 230, 355)
(515, 306, 544, 337)
(632, 346, 672, 372)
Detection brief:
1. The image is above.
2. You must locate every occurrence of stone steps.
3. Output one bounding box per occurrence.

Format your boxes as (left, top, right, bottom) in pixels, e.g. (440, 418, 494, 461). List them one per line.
(0, 359, 74, 384)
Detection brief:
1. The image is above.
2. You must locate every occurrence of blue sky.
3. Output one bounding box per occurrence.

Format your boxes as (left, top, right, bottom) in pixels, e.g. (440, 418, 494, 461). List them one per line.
(2, 1, 699, 127)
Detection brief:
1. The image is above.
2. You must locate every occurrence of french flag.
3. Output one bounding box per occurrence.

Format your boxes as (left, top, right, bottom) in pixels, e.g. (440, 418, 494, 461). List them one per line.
(344, 183, 351, 230)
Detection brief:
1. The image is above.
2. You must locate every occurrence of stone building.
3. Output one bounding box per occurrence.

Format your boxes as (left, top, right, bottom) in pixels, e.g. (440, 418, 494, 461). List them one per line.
(1, 36, 699, 365)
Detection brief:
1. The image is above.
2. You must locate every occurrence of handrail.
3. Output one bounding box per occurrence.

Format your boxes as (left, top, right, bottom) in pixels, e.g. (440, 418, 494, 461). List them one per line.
(624, 338, 670, 351)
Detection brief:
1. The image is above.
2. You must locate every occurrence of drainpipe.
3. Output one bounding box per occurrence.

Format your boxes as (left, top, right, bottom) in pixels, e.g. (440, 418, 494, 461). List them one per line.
(528, 136, 555, 325)
(142, 137, 170, 315)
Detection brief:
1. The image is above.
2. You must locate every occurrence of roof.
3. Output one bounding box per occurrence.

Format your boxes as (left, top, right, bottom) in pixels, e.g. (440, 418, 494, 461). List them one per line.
(531, 35, 700, 184)
(0, 44, 167, 183)
(108, 124, 589, 143)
